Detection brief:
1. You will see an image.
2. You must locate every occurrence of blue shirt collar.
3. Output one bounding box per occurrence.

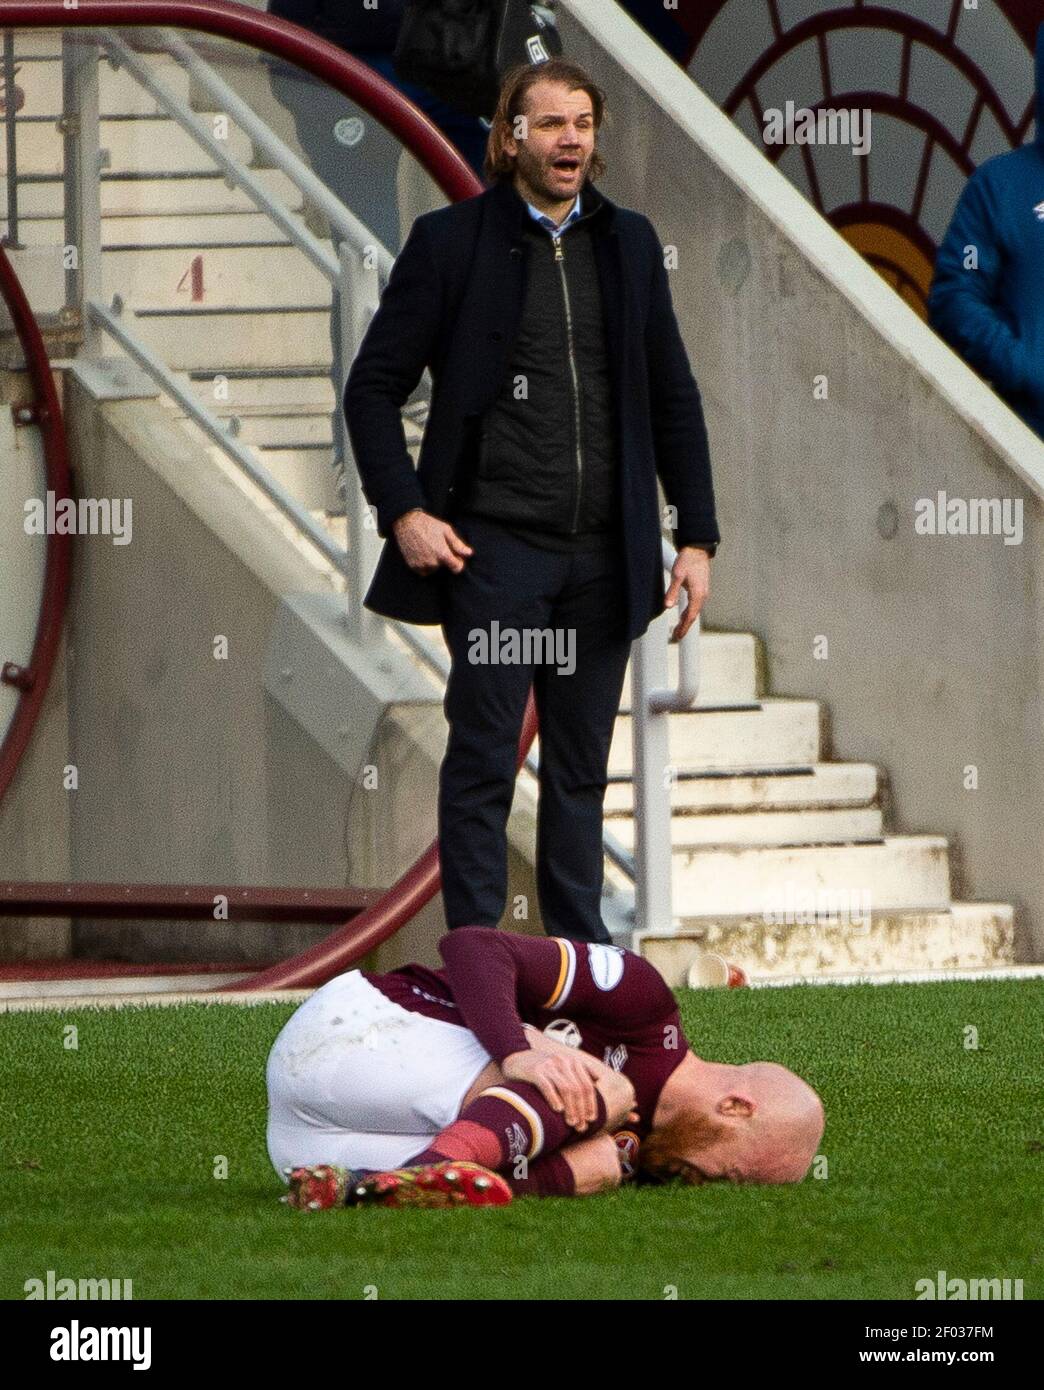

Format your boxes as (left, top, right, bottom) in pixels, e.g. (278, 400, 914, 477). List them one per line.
(525, 191, 582, 235)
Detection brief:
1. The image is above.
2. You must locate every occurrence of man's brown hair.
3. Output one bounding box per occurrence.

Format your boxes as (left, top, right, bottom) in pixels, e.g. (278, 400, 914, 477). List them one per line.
(483, 59, 608, 184)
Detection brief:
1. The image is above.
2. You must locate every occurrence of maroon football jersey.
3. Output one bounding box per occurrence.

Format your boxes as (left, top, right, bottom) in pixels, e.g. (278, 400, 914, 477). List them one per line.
(363, 930, 689, 1139)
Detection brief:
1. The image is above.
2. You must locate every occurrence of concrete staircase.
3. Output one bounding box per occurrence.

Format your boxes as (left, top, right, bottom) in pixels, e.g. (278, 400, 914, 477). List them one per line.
(3, 32, 1021, 988)
(4, 33, 346, 515)
(375, 620, 1017, 984)
(601, 634, 1015, 983)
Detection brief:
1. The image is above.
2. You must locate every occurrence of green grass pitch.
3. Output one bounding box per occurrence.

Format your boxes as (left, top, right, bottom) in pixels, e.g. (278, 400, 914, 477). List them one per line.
(1, 979, 1040, 1300)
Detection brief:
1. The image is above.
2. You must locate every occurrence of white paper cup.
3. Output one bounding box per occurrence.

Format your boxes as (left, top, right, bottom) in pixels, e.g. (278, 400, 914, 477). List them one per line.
(687, 953, 749, 989)
(688, 952, 731, 988)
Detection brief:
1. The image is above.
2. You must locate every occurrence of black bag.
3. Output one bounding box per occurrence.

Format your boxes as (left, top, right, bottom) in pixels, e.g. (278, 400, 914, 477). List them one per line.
(392, 0, 563, 118)
(311, 0, 410, 53)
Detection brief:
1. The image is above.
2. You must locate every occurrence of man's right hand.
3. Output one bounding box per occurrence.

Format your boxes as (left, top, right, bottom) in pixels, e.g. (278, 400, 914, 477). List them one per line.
(392, 508, 474, 576)
(501, 1045, 605, 1133)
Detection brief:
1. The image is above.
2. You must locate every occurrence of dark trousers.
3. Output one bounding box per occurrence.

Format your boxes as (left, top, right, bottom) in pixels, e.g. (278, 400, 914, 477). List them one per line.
(437, 516, 632, 943)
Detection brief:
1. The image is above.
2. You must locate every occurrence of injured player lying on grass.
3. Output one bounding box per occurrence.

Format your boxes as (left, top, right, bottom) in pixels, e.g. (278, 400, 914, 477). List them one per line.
(266, 929, 825, 1210)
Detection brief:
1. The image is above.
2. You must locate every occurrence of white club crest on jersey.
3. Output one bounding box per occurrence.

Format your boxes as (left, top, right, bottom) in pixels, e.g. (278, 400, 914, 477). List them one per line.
(587, 942, 626, 991)
(543, 1018, 582, 1048)
(1035, 200, 1044, 221)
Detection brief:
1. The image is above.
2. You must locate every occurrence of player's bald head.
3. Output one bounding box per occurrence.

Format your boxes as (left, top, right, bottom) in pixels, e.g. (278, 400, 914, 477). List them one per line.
(732, 1062, 825, 1183)
(639, 1057, 824, 1186)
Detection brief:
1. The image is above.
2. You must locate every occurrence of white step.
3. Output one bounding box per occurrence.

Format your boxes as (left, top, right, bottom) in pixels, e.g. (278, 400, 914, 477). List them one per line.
(170, 371, 334, 411)
(129, 306, 330, 369)
(619, 631, 759, 707)
(12, 212, 295, 247)
(6, 30, 93, 59)
(103, 244, 330, 309)
(666, 835, 951, 915)
(203, 442, 340, 513)
(0, 971, 250, 1001)
(202, 447, 348, 576)
(0, 115, 255, 175)
(8, 53, 192, 115)
(637, 902, 1015, 982)
(0, 169, 305, 218)
(203, 414, 333, 448)
(604, 761, 879, 814)
(13, 32, 176, 63)
(608, 698, 822, 772)
(607, 804, 883, 848)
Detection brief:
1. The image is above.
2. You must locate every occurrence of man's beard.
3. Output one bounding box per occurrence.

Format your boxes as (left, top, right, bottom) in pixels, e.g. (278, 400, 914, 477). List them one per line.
(515, 146, 587, 201)
(637, 1108, 732, 1186)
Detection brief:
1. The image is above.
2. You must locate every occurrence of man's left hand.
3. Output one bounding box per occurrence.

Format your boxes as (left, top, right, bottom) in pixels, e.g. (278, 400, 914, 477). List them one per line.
(664, 546, 711, 643)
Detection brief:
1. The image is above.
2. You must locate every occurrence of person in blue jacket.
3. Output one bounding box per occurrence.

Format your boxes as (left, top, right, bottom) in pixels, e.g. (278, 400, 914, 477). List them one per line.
(928, 23, 1044, 439)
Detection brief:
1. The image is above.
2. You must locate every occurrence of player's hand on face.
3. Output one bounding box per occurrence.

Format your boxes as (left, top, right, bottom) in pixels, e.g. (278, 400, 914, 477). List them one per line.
(392, 509, 474, 575)
(502, 1046, 602, 1132)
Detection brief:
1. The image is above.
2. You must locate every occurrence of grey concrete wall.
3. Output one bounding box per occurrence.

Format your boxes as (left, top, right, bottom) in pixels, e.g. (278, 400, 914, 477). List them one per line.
(562, 3, 1044, 958)
(31, 372, 399, 964)
(0, 376, 542, 976)
(0, 624, 73, 961)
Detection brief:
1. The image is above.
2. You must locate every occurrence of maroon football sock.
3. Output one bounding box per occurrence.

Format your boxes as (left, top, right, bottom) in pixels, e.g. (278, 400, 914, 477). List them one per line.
(503, 1149, 576, 1198)
(405, 1081, 607, 1171)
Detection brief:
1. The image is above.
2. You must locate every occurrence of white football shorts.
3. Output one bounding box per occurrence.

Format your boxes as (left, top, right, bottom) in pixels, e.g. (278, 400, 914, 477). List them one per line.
(265, 969, 493, 1178)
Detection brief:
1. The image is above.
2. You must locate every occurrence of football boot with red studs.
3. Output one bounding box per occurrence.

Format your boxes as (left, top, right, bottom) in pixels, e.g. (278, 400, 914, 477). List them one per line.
(282, 1159, 512, 1210)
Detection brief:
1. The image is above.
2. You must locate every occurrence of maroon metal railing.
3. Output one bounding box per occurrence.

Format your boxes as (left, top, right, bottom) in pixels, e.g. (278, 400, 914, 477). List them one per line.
(0, 0, 538, 991)
(0, 245, 72, 807)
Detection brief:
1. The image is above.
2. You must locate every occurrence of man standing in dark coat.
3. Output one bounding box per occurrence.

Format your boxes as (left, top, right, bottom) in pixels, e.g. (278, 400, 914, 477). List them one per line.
(345, 59, 720, 944)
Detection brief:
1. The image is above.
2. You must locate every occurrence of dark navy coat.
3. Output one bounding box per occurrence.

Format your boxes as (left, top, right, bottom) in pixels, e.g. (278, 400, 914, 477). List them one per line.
(344, 176, 720, 642)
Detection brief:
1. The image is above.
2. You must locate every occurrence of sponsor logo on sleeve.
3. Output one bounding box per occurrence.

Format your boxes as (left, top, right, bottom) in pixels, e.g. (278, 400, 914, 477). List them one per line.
(587, 943, 625, 991)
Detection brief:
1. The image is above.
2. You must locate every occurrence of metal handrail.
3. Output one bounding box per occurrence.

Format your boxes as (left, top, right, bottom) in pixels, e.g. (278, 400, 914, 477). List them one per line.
(88, 297, 352, 576)
(0, 239, 73, 806)
(0, 0, 491, 989)
(100, 27, 395, 287)
(71, 12, 690, 873)
(71, 23, 476, 712)
(0, 1, 701, 979)
(79, 22, 452, 687)
(628, 536, 704, 935)
(1, 31, 22, 249)
(160, 27, 396, 282)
